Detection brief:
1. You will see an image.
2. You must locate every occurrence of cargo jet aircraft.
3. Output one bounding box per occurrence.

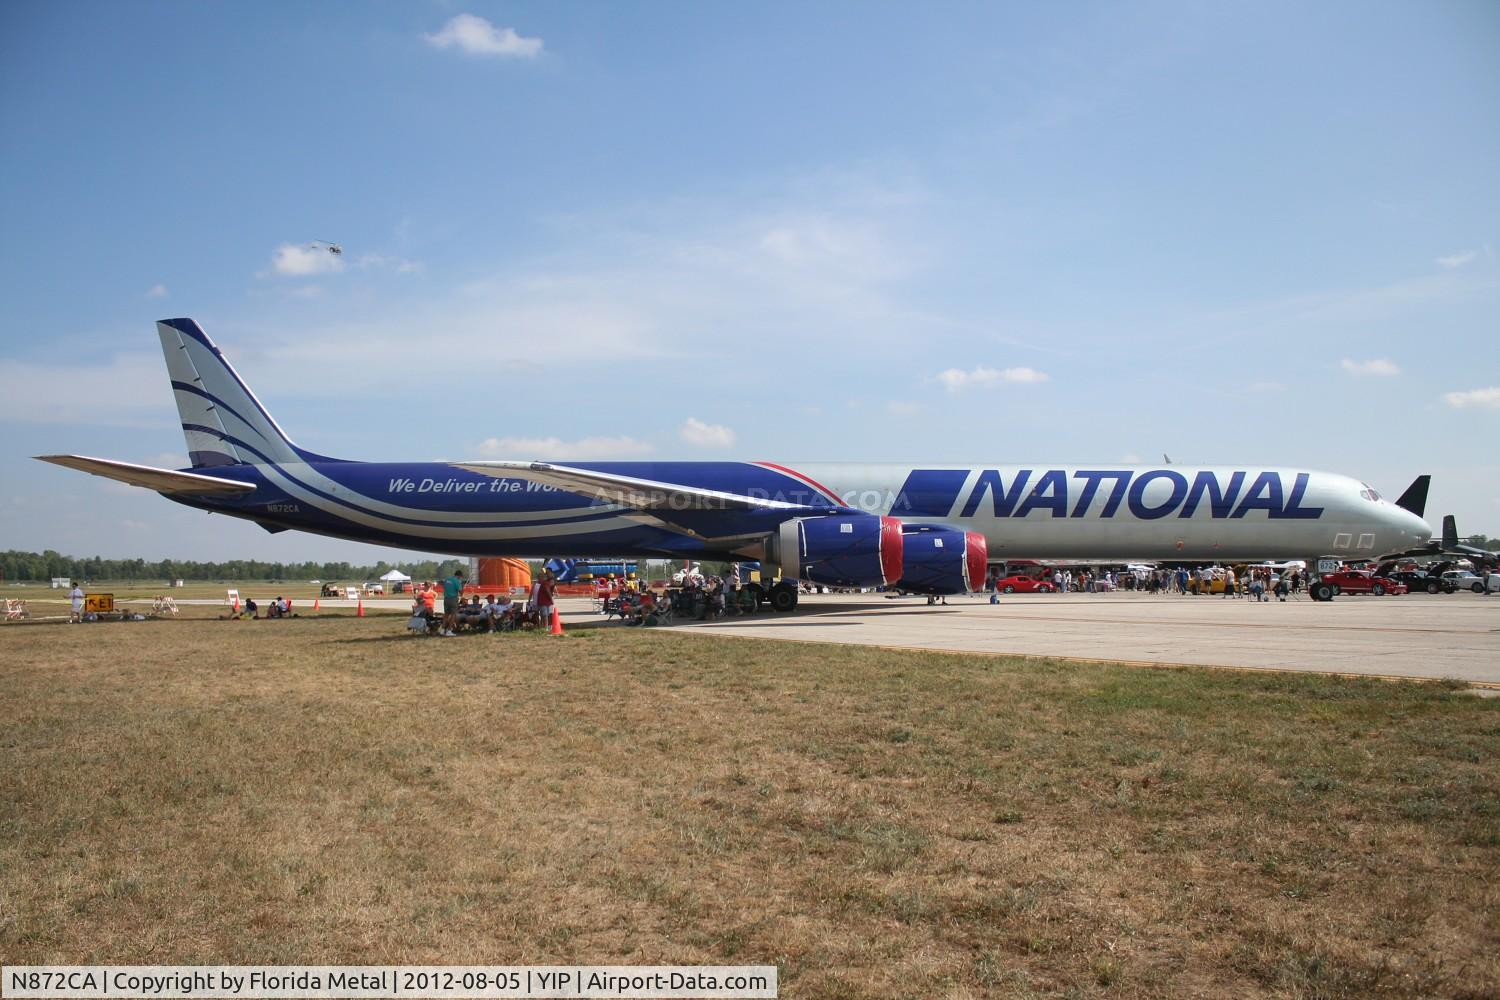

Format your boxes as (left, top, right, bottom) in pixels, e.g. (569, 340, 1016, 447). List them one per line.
(37, 319, 1434, 607)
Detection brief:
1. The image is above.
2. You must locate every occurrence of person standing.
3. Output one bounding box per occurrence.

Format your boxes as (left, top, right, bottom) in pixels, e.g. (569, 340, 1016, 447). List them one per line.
(536, 570, 556, 627)
(440, 567, 465, 636)
(68, 580, 84, 623)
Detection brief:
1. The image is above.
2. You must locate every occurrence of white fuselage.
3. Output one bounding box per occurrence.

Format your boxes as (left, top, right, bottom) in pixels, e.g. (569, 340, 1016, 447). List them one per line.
(782, 464, 1431, 562)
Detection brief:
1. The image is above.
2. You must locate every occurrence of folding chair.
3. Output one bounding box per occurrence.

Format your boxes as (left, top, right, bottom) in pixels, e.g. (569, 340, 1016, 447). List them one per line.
(643, 595, 676, 627)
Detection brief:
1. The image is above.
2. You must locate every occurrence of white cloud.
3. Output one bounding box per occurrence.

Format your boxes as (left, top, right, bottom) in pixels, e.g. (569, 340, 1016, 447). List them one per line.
(756, 215, 909, 281)
(1443, 387, 1500, 410)
(0, 353, 167, 425)
(201, 172, 944, 399)
(425, 14, 542, 58)
(679, 417, 736, 448)
(886, 400, 921, 416)
(471, 435, 653, 460)
(145, 284, 168, 299)
(1437, 250, 1477, 269)
(1340, 358, 1400, 377)
(355, 253, 423, 274)
(271, 243, 345, 276)
(935, 365, 1049, 391)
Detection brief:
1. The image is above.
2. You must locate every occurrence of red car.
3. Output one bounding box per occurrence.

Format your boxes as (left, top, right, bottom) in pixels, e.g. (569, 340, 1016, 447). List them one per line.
(1320, 570, 1407, 596)
(992, 575, 1056, 594)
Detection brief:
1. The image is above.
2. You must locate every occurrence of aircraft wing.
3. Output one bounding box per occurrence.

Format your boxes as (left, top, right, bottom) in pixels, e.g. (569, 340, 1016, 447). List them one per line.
(34, 455, 257, 496)
(454, 461, 826, 512)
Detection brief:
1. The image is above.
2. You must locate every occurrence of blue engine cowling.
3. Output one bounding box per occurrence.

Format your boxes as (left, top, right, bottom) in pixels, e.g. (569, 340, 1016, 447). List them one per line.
(895, 524, 989, 595)
(767, 512, 904, 587)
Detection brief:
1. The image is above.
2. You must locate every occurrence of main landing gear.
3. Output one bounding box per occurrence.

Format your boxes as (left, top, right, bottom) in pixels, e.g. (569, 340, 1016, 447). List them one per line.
(768, 581, 799, 612)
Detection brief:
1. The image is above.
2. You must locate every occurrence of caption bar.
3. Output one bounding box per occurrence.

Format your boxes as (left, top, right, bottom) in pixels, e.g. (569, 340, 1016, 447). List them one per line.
(1, 967, 777, 999)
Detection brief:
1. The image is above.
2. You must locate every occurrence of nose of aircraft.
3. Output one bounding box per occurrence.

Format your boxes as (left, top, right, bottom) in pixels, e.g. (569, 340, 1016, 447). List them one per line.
(1389, 505, 1433, 545)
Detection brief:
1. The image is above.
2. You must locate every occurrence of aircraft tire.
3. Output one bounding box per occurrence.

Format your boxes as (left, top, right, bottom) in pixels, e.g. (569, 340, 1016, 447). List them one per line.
(769, 583, 798, 613)
(1311, 582, 1334, 602)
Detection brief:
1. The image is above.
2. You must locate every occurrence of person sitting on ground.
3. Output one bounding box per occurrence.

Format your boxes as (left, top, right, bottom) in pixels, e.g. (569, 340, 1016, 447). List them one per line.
(482, 593, 504, 630)
(622, 588, 656, 625)
(457, 593, 486, 631)
(638, 588, 659, 624)
(494, 592, 517, 629)
(266, 597, 282, 619)
(409, 593, 433, 632)
(243, 597, 258, 619)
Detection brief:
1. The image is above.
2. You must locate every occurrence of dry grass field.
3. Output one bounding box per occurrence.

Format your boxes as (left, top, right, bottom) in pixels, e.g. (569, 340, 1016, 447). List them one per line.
(2, 611, 1497, 998)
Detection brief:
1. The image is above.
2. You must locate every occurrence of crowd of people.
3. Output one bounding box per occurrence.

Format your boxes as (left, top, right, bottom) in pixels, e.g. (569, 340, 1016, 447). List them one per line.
(231, 595, 296, 619)
(591, 563, 756, 625)
(406, 568, 557, 636)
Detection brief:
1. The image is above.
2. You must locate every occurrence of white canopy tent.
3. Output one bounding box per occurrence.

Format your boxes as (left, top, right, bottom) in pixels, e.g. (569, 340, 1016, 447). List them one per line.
(379, 569, 411, 583)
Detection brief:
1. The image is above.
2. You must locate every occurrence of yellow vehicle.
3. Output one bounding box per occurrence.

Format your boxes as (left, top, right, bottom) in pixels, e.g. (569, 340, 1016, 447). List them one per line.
(1188, 574, 1235, 595)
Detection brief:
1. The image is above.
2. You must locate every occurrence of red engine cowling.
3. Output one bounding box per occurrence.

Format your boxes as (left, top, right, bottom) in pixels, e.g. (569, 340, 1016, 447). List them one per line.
(895, 524, 988, 595)
(766, 513, 903, 587)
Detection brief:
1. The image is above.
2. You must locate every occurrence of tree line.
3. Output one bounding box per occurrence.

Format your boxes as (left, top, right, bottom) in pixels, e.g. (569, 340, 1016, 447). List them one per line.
(2, 535, 1492, 586)
(0, 549, 469, 584)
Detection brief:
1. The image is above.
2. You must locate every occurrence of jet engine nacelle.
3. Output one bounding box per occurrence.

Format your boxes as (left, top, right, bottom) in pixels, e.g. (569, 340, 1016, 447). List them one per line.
(895, 524, 988, 595)
(765, 512, 904, 588)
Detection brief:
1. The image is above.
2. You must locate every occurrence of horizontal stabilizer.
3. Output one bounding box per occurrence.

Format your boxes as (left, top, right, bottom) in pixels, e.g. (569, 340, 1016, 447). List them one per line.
(1394, 475, 1430, 518)
(454, 461, 824, 512)
(34, 455, 256, 496)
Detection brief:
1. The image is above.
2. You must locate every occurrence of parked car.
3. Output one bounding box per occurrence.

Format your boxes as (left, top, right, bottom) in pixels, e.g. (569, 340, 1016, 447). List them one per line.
(993, 575, 1056, 594)
(1386, 571, 1455, 595)
(1321, 570, 1407, 596)
(1442, 570, 1493, 594)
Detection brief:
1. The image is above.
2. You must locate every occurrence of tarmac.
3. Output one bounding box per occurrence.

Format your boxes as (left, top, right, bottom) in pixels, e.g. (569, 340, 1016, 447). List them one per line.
(88, 589, 1500, 687)
(669, 590, 1500, 686)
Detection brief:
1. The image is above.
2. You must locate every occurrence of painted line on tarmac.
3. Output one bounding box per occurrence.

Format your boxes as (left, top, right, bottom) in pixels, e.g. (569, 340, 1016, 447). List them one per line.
(796, 608, 1490, 636)
(676, 627, 1500, 690)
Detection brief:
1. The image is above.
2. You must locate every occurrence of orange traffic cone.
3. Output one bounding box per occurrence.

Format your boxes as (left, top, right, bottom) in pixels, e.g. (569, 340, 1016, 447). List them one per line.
(313, 596, 320, 611)
(232, 596, 240, 615)
(357, 595, 366, 618)
(550, 607, 563, 636)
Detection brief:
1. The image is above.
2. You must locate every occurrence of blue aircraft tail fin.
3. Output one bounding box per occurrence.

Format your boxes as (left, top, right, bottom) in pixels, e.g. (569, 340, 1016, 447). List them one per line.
(156, 318, 309, 469)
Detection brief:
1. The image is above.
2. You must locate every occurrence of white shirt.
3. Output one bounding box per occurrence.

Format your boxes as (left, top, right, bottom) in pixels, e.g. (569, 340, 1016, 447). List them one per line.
(69, 586, 84, 609)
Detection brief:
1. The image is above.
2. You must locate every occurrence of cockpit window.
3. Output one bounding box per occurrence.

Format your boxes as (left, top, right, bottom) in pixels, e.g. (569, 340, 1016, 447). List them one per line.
(1359, 485, 1381, 502)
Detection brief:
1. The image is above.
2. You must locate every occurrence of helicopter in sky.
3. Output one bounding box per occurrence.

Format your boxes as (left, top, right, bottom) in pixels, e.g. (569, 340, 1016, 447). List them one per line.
(308, 240, 342, 256)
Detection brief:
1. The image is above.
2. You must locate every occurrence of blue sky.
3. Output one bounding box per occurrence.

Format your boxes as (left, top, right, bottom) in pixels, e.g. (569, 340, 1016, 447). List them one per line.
(1, 1, 1496, 563)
